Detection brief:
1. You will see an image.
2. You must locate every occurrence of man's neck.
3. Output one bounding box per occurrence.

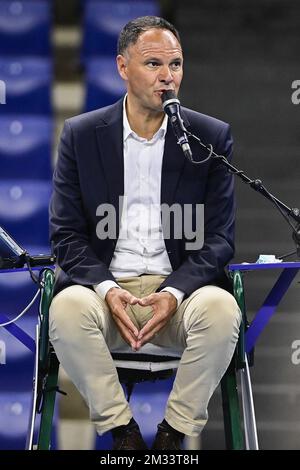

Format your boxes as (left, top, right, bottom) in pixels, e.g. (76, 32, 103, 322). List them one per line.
(126, 96, 165, 140)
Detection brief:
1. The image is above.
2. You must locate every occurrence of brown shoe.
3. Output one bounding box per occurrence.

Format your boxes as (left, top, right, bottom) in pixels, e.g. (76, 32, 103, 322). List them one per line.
(151, 424, 183, 450)
(112, 426, 148, 450)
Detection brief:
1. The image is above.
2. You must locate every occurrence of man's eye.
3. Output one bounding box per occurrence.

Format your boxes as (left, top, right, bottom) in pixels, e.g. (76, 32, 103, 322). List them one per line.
(147, 61, 159, 67)
(171, 62, 181, 69)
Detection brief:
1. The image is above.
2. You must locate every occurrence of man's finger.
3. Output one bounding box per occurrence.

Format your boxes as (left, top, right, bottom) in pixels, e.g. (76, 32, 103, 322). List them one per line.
(122, 292, 140, 305)
(119, 312, 139, 338)
(113, 306, 139, 338)
(137, 321, 166, 349)
(138, 293, 156, 306)
(138, 315, 162, 340)
(113, 315, 138, 350)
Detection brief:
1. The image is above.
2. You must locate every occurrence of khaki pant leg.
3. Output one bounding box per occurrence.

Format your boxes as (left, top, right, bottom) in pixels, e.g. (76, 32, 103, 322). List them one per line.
(150, 285, 241, 437)
(49, 285, 132, 435)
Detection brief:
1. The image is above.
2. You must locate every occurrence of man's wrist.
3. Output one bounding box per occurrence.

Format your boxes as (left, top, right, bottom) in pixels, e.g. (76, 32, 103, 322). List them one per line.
(105, 286, 121, 300)
(161, 287, 185, 308)
(93, 280, 120, 300)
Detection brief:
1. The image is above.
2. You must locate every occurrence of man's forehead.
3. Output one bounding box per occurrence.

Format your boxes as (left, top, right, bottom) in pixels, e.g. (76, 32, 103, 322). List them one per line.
(131, 28, 182, 56)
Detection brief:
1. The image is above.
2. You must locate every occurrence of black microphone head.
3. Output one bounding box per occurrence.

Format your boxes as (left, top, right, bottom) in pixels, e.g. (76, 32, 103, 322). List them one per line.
(161, 91, 191, 158)
(161, 90, 180, 116)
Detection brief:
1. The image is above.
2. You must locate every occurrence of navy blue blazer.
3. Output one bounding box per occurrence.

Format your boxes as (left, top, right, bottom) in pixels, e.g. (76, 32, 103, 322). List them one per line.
(50, 98, 235, 298)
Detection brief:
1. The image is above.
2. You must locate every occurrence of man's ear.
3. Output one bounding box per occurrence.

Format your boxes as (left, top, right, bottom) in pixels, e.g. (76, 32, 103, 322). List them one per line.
(116, 54, 128, 81)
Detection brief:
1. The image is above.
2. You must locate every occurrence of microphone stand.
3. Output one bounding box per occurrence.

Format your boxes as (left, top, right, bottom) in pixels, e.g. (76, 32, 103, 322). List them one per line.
(185, 130, 300, 259)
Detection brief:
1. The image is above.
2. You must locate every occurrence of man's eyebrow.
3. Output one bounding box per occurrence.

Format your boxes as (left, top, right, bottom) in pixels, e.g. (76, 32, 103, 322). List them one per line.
(143, 56, 183, 63)
(144, 57, 162, 62)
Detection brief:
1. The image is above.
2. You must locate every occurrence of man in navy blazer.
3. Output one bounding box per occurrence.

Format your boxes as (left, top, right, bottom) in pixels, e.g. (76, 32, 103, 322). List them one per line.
(49, 16, 241, 450)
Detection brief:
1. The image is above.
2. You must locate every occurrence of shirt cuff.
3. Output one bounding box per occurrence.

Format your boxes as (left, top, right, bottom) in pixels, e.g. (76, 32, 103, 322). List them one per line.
(161, 287, 185, 308)
(93, 281, 120, 300)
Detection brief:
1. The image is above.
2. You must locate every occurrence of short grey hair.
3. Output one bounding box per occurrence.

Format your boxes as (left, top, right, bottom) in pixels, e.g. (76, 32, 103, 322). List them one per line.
(117, 16, 181, 55)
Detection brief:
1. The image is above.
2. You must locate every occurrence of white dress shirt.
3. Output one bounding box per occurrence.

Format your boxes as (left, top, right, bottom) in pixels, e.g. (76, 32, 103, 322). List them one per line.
(94, 97, 185, 307)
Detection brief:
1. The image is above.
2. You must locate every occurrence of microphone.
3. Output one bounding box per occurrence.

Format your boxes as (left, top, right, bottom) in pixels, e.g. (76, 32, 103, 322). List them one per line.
(161, 90, 193, 161)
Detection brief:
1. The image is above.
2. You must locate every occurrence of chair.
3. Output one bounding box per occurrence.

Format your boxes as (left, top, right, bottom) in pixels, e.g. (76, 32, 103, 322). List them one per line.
(27, 268, 258, 450)
(84, 57, 126, 111)
(0, 57, 52, 115)
(0, 116, 53, 180)
(0, 1, 51, 57)
(82, 1, 160, 59)
(0, 180, 52, 248)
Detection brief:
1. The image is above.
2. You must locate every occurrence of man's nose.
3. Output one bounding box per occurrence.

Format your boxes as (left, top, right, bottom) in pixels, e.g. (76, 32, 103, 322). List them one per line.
(159, 65, 173, 83)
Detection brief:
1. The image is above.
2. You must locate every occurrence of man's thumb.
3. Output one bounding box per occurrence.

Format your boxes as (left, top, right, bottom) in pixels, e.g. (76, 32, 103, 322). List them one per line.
(139, 297, 149, 305)
(130, 296, 140, 305)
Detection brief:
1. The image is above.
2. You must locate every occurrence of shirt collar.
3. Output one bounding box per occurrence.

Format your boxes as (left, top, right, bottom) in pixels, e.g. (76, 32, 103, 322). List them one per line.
(123, 94, 168, 142)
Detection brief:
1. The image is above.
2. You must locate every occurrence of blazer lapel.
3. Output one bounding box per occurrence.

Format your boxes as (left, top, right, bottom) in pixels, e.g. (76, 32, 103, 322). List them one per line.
(95, 101, 124, 235)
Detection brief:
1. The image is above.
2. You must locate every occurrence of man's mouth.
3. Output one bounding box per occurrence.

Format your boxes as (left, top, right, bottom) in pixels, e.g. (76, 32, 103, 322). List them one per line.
(155, 89, 174, 95)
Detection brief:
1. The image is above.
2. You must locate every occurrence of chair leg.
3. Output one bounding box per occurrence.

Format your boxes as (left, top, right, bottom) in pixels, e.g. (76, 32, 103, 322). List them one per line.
(239, 355, 259, 449)
(37, 350, 59, 450)
(221, 360, 244, 450)
(34, 268, 58, 450)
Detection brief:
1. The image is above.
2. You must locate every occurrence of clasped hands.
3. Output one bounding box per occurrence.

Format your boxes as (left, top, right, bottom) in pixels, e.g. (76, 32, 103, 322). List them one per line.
(105, 287, 177, 351)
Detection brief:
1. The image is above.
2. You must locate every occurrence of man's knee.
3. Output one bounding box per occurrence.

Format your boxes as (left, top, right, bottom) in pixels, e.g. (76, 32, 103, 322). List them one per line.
(212, 289, 241, 334)
(49, 285, 107, 338)
(184, 286, 241, 332)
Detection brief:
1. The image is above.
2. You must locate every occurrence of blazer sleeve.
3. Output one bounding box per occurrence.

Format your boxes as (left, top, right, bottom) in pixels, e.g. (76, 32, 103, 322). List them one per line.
(157, 123, 235, 297)
(49, 120, 116, 287)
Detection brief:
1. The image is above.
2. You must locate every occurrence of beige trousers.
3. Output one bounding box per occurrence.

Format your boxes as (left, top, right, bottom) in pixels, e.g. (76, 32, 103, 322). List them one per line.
(49, 274, 241, 437)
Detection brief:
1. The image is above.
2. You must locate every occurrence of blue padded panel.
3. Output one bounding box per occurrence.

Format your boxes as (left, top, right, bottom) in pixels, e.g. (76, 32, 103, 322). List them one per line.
(0, 391, 40, 449)
(0, 315, 36, 391)
(0, 116, 53, 180)
(0, 1, 51, 56)
(0, 180, 52, 247)
(0, 57, 52, 114)
(82, 1, 159, 58)
(85, 56, 126, 111)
